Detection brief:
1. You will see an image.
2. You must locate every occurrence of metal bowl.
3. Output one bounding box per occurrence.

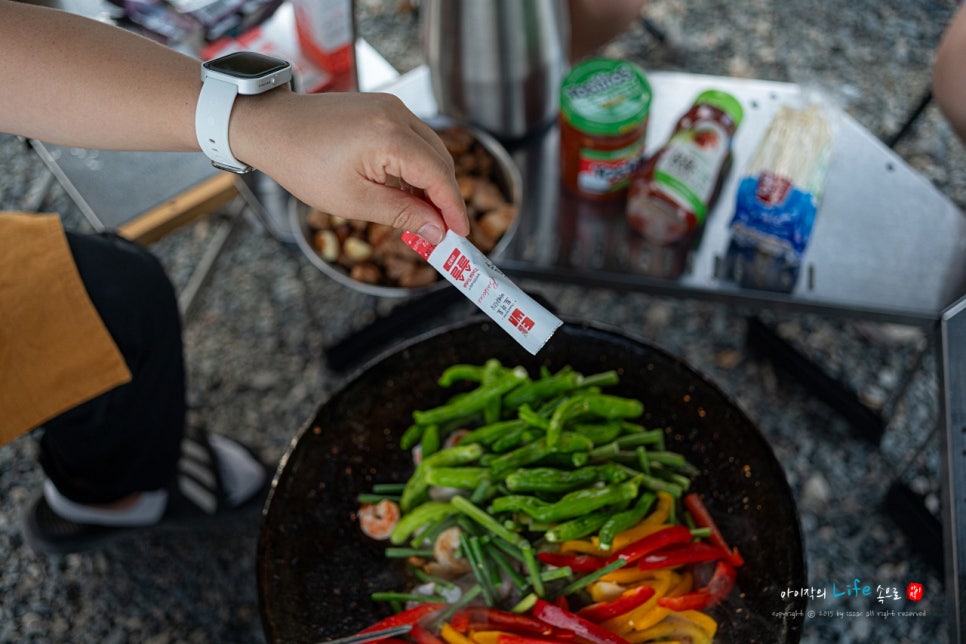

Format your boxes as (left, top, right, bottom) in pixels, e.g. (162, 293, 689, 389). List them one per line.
(291, 116, 523, 298)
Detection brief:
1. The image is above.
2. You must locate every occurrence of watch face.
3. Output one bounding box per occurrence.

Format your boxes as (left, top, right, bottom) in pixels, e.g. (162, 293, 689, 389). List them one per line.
(204, 52, 290, 78)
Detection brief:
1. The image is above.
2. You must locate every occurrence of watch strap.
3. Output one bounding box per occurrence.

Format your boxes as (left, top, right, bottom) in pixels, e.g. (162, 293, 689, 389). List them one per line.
(195, 76, 251, 173)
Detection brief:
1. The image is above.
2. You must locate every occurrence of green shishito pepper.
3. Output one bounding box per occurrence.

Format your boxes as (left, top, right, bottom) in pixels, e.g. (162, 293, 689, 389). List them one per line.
(488, 478, 641, 523)
(424, 466, 491, 489)
(487, 433, 594, 477)
(504, 463, 628, 493)
(400, 443, 484, 512)
(390, 500, 456, 545)
(413, 366, 529, 426)
(546, 393, 645, 446)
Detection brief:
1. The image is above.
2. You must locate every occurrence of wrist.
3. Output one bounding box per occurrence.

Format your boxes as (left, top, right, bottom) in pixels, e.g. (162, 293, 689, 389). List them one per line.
(194, 52, 293, 173)
(224, 86, 296, 173)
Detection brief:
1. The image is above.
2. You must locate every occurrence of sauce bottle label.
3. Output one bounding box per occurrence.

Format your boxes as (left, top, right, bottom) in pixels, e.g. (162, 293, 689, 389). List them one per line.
(651, 120, 730, 223)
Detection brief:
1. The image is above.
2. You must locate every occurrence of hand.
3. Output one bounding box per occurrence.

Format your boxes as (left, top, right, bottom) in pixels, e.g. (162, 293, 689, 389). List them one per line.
(232, 90, 469, 244)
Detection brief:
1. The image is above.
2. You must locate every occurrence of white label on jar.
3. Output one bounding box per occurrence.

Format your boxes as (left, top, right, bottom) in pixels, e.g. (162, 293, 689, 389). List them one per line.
(577, 139, 645, 195)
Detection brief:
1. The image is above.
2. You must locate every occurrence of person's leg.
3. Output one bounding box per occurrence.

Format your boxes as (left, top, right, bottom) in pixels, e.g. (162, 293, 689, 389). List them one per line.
(38, 231, 186, 504)
(24, 230, 268, 554)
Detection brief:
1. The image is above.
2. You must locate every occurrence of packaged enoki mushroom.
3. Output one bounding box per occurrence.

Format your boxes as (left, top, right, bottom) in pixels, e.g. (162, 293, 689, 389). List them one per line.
(724, 96, 836, 292)
(403, 231, 562, 354)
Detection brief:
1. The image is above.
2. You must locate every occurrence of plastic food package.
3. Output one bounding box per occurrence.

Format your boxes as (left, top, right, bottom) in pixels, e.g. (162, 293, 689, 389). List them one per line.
(724, 102, 834, 292)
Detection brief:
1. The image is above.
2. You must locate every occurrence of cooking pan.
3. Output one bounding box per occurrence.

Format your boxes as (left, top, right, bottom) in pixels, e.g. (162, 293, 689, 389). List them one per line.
(257, 318, 806, 642)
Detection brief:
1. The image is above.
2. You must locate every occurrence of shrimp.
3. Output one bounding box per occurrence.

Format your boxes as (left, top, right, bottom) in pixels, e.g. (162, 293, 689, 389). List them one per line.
(424, 526, 471, 577)
(443, 429, 470, 449)
(358, 498, 400, 541)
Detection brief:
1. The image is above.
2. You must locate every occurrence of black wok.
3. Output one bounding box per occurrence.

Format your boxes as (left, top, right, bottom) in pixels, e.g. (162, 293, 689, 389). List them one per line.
(257, 318, 806, 642)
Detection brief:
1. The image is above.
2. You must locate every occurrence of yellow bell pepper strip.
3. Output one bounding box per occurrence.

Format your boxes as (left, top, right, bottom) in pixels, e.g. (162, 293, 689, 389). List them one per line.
(683, 492, 745, 567)
(670, 610, 718, 638)
(496, 636, 575, 644)
(469, 631, 514, 644)
(575, 584, 657, 623)
(605, 525, 693, 567)
(559, 538, 607, 555)
(599, 571, 676, 634)
(608, 492, 674, 552)
(599, 565, 655, 585)
(441, 623, 477, 644)
(531, 598, 631, 644)
(658, 560, 737, 612)
(588, 580, 626, 603)
(627, 616, 713, 644)
(635, 541, 723, 571)
(356, 603, 446, 636)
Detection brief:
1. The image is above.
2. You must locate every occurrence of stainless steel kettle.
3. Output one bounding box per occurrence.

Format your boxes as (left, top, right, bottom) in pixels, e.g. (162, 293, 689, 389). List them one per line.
(421, 0, 570, 141)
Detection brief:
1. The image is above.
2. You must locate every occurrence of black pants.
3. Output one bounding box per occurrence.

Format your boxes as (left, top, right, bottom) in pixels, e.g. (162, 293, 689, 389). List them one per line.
(38, 232, 186, 504)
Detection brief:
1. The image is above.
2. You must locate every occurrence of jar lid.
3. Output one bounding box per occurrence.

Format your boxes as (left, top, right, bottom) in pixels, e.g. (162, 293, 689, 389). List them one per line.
(560, 58, 652, 137)
(694, 90, 744, 127)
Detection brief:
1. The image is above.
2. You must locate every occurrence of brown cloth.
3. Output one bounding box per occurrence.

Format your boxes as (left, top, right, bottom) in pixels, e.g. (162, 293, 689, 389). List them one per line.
(0, 213, 132, 446)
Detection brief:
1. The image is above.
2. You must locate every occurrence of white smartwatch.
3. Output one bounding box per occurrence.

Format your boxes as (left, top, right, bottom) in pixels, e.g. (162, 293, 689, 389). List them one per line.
(195, 51, 293, 173)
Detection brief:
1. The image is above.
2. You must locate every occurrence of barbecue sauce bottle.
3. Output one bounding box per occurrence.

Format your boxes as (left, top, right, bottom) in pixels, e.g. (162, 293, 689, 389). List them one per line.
(626, 90, 743, 244)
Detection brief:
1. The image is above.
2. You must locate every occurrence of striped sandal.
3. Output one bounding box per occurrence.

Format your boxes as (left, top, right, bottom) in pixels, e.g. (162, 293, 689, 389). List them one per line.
(23, 428, 269, 555)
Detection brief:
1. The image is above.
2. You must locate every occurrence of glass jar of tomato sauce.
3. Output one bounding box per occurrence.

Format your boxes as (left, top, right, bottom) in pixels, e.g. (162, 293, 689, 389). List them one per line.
(559, 58, 652, 201)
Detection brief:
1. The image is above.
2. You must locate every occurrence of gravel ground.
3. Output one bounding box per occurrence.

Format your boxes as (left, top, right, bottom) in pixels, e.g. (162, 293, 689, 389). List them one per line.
(2, 0, 964, 642)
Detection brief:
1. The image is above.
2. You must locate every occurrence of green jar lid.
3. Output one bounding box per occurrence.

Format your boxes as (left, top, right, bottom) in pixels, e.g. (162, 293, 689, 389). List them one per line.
(560, 58, 652, 137)
(694, 89, 744, 127)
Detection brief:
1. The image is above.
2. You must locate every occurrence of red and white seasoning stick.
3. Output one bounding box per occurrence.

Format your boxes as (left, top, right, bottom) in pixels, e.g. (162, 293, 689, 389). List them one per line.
(402, 230, 563, 355)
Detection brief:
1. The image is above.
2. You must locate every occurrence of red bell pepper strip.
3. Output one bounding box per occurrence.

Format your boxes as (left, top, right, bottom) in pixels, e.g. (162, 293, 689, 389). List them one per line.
(636, 541, 723, 571)
(553, 595, 570, 612)
(683, 493, 744, 567)
(536, 552, 606, 573)
(449, 607, 553, 636)
(358, 603, 446, 634)
(409, 623, 446, 644)
(531, 598, 631, 644)
(606, 524, 693, 566)
(576, 584, 656, 622)
(657, 559, 738, 611)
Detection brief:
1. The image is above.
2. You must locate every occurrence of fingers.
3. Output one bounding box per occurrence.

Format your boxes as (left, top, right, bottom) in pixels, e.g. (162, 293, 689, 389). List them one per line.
(398, 117, 471, 237)
(255, 91, 470, 239)
(350, 180, 450, 245)
(359, 111, 470, 238)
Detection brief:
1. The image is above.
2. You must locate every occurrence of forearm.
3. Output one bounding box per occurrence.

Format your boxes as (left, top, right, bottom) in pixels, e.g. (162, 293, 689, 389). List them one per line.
(934, 4, 966, 144)
(568, 0, 647, 62)
(0, 0, 199, 151)
(0, 0, 469, 238)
